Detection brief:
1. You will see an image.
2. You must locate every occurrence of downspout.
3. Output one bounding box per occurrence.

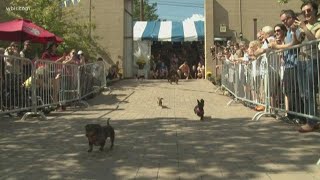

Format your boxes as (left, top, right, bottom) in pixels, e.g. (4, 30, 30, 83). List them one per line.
(239, 0, 243, 40)
(89, 0, 92, 38)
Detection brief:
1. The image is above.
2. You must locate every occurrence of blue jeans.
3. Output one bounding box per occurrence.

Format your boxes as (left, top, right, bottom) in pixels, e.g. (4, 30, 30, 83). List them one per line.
(297, 60, 318, 125)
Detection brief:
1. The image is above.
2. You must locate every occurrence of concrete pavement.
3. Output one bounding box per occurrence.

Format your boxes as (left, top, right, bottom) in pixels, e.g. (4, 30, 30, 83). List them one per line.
(0, 79, 319, 180)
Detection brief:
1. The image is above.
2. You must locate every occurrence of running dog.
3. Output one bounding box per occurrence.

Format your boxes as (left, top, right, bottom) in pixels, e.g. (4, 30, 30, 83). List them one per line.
(168, 70, 179, 84)
(158, 97, 163, 107)
(194, 99, 204, 120)
(85, 119, 115, 152)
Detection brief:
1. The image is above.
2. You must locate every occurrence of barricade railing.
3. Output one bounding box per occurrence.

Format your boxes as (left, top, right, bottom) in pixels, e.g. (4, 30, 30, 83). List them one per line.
(0, 55, 109, 120)
(221, 55, 268, 108)
(220, 40, 320, 122)
(78, 61, 107, 100)
(267, 41, 320, 122)
(0, 54, 34, 116)
(219, 40, 320, 165)
(36, 60, 80, 104)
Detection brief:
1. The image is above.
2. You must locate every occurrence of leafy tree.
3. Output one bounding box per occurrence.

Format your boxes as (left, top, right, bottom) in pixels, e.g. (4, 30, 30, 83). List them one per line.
(133, 0, 159, 21)
(3, 0, 111, 61)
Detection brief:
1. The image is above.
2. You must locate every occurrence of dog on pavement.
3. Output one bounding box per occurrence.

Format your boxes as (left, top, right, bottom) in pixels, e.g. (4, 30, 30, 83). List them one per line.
(158, 97, 163, 107)
(168, 70, 179, 84)
(85, 119, 115, 152)
(194, 99, 204, 120)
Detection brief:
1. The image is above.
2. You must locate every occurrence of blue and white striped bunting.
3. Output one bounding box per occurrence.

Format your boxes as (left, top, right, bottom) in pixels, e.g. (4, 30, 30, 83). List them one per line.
(62, 0, 80, 7)
(134, 21, 204, 42)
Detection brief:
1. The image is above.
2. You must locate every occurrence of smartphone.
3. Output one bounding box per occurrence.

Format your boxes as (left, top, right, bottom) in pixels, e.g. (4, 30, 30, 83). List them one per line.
(297, 13, 306, 22)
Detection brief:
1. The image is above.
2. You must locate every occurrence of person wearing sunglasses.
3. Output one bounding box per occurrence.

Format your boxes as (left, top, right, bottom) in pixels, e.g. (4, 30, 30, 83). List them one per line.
(294, 1, 320, 133)
(269, 10, 304, 125)
(295, 1, 320, 40)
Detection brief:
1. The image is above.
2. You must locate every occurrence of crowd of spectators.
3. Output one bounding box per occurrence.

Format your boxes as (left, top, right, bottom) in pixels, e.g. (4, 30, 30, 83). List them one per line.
(0, 40, 109, 112)
(213, 0, 320, 133)
(149, 42, 205, 80)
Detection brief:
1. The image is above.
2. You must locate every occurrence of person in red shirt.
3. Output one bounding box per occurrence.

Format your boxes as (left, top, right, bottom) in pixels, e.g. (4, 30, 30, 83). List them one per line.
(41, 41, 66, 110)
(41, 41, 65, 62)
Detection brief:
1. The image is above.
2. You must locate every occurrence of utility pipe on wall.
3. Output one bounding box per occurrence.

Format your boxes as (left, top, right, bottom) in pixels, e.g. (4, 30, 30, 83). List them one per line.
(239, 0, 243, 39)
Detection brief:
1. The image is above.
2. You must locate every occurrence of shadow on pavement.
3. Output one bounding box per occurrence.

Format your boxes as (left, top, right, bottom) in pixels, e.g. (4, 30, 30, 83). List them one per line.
(0, 116, 319, 179)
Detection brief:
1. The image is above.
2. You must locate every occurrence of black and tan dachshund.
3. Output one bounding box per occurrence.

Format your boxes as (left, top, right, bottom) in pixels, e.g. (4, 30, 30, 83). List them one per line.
(85, 119, 115, 152)
(194, 99, 204, 120)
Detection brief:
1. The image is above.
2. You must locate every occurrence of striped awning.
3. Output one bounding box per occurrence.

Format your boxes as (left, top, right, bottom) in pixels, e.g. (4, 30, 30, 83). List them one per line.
(134, 21, 204, 42)
(62, 0, 80, 7)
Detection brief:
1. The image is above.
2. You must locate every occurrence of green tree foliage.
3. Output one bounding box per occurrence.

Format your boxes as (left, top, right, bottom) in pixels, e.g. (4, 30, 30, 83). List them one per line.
(133, 0, 159, 21)
(3, 0, 109, 61)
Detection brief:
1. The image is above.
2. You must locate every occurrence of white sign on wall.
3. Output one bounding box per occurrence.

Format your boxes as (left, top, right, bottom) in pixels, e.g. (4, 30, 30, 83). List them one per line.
(219, 24, 227, 33)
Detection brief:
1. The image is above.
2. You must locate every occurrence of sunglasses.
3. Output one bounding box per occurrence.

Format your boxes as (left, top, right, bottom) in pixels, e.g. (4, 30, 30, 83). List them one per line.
(274, 29, 282, 32)
(302, 8, 312, 14)
(281, 16, 292, 23)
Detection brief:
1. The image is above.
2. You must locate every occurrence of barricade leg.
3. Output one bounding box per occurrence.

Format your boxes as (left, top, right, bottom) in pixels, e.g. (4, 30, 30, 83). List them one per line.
(21, 111, 47, 121)
(317, 158, 320, 165)
(252, 110, 275, 121)
(214, 86, 221, 93)
(73, 100, 90, 108)
(227, 98, 237, 106)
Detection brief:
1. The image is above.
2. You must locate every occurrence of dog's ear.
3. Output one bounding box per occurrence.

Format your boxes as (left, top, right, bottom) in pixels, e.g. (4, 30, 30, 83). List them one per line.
(197, 99, 200, 104)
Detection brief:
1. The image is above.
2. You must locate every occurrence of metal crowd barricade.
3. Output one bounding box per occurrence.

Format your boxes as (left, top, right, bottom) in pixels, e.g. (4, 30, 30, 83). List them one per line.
(220, 60, 236, 99)
(266, 40, 320, 122)
(220, 40, 320, 122)
(248, 55, 271, 120)
(220, 55, 268, 109)
(0, 54, 34, 116)
(21, 59, 81, 120)
(0, 54, 109, 120)
(78, 61, 107, 101)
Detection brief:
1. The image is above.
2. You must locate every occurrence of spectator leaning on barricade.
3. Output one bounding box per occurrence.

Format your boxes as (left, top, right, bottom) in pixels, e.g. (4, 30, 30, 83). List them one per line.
(41, 42, 66, 110)
(257, 30, 265, 45)
(60, 49, 80, 108)
(293, 0, 320, 132)
(272, 24, 288, 110)
(77, 50, 86, 65)
(254, 26, 276, 111)
(0, 47, 5, 107)
(20, 40, 34, 78)
(236, 40, 260, 102)
(3, 42, 29, 108)
(269, 9, 304, 125)
(41, 42, 66, 63)
(0, 48, 4, 86)
(274, 24, 287, 45)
